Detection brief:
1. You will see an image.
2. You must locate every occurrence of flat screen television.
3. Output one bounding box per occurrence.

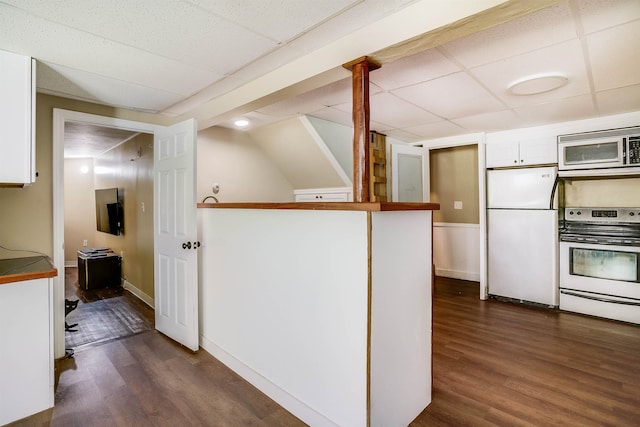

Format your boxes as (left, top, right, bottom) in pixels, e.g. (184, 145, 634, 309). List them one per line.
(95, 187, 124, 235)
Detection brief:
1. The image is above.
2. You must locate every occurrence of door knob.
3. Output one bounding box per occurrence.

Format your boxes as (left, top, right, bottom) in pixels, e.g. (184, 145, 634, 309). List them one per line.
(182, 242, 192, 249)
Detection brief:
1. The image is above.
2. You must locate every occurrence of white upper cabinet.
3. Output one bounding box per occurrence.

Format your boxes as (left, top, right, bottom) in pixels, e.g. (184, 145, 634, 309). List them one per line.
(486, 137, 557, 168)
(0, 50, 35, 185)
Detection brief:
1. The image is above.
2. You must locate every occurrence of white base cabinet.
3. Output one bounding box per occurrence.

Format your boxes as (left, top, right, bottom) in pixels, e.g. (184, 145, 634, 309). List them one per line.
(0, 49, 35, 185)
(0, 278, 54, 425)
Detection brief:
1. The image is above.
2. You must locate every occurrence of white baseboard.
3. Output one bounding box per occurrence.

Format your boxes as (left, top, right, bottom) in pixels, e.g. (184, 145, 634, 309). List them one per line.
(64, 260, 78, 268)
(123, 280, 154, 308)
(200, 336, 339, 427)
(435, 267, 480, 282)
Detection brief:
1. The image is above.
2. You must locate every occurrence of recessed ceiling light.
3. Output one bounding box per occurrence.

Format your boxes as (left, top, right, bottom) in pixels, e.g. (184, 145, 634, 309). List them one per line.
(507, 73, 568, 96)
(234, 118, 250, 127)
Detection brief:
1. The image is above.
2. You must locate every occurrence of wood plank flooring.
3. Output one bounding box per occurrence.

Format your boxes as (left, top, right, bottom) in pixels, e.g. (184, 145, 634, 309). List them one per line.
(10, 277, 640, 426)
(414, 277, 640, 426)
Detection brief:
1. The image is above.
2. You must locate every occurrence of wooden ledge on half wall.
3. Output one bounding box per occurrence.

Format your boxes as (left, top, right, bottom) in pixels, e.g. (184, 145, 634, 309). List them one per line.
(197, 201, 440, 212)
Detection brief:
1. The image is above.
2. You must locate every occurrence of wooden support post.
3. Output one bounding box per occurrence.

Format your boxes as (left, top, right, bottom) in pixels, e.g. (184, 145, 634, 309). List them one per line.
(343, 56, 381, 202)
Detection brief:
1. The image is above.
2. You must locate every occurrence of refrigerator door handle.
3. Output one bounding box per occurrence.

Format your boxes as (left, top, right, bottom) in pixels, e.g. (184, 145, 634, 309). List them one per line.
(549, 174, 559, 210)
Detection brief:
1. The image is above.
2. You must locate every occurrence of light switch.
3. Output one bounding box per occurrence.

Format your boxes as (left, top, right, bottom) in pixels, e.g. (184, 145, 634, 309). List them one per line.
(454, 201, 463, 210)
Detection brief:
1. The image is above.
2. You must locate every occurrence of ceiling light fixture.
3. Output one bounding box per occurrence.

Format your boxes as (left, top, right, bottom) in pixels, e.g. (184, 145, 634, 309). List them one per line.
(507, 73, 568, 96)
(234, 118, 250, 128)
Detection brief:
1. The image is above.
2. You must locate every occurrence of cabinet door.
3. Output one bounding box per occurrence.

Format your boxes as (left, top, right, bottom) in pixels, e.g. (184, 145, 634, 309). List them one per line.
(0, 278, 53, 425)
(485, 141, 519, 168)
(295, 192, 349, 202)
(0, 50, 34, 184)
(519, 137, 557, 166)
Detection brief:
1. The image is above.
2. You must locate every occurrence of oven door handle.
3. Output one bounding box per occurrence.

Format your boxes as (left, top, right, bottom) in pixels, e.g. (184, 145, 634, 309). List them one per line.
(561, 290, 640, 306)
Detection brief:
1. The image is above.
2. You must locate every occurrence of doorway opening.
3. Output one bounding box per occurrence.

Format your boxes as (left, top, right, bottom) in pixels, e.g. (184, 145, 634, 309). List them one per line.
(53, 110, 161, 358)
(62, 122, 155, 352)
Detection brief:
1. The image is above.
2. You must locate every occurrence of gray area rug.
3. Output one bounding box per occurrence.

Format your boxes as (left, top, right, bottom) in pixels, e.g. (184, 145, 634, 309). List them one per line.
(65, 295, 153, 350)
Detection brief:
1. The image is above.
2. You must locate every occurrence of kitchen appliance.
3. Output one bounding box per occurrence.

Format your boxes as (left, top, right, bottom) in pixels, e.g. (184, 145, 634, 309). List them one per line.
(559, 207, 640, 324)
(558, 126, 640, 177)
(487, 166, 558, 306)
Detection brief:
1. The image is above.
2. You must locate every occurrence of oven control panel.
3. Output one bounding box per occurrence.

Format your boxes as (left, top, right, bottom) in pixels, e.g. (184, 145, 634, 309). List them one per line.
(564, 208, 640, 223)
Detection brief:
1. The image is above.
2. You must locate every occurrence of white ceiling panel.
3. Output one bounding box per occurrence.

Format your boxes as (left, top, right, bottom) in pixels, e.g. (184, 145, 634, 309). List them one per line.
(370, 92, 441, 129)
(391, 72, 505, 120)
(587, 21, 640, 92)
(578, 0, 640, 34)
(308, 107, 354, 127)
(441, 2, 576, 69)
(3, 0, 222, 58)
(452, 109, 526, 134)
(37, 62, 185, 112)
(0, 3, 222, 95)
(369, 48, 461, 91)
(187, 0, 358, 42)
(403, 120, 468, 140)
(514, 94, 596, 126)
(257, 96, 327, 118)
(596, 84, 640, 116)
(470, 40, 591, 107)
(163, 18, 278, 76)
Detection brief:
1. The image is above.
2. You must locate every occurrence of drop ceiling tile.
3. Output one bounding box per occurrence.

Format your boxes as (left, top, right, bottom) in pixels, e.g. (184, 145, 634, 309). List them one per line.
(441, 2, 576, 68)
(164, 19, 278, 76)
(370, 48, 461, 90)
(578, 0, 640, 34)
(596, 84, 640, 116)
(257, 96, 327, 117)
(0, 4, 221, 95)
(514, 94, 596, 127)
(308, 107, 353, 127)
(301, 77, 383, 107)
(403, 120, 469, 140)
(370, 92, 441, 128)
(187, 0, 357, 42)
(37, 62, 184, 112)
(587, 21, 640, 92)
(382, 128, 423, 143)
(470, 39, 590, 108)
(391, 72, 504, 120)
(452, 110, 525, 133)
(5, 0, 227, 65)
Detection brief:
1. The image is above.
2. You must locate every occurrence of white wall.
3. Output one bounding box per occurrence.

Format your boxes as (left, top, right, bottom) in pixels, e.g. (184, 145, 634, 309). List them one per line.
(433, 223, 480, 282)
(197, 126, 295, 202)
(199, 208, 369, 427)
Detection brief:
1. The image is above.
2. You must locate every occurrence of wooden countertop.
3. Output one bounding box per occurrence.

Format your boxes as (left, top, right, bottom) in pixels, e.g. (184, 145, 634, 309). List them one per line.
(0, 256, 58, 285)
(197, 202, 440, 211)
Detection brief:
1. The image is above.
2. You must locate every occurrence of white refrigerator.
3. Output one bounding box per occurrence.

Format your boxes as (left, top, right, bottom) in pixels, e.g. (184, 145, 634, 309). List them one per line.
(487, 166, 558, 307)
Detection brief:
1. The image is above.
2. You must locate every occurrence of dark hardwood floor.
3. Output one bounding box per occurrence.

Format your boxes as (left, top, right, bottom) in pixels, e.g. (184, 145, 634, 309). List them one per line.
(415, 277, 640, 426)
(10, 277, 640, 426)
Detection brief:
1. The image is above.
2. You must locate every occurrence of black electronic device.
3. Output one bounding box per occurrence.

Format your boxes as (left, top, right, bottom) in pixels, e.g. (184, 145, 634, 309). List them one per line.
(95, 188, 124, 235)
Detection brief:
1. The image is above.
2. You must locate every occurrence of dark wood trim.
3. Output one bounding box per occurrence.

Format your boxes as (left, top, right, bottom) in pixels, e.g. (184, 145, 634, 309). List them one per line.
(0, 256, 57, 285)
(343, 56, 381, 203)
(197, 202, 440, 212)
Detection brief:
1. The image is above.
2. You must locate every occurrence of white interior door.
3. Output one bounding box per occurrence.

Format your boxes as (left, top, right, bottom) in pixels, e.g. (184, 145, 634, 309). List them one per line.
(390, 144, 429, 202)
(154, 118, 199, 351)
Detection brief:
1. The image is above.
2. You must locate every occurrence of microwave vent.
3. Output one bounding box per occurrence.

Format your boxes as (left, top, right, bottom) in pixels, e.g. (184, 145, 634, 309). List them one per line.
(558, 125, 640, 143)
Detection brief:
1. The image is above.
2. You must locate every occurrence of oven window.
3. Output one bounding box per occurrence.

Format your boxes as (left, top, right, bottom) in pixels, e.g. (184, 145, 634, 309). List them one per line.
(570, 248, 639, 283)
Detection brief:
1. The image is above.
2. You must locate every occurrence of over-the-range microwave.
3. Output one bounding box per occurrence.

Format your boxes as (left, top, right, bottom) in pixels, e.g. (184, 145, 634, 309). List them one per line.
(558, 126, 640, 176)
